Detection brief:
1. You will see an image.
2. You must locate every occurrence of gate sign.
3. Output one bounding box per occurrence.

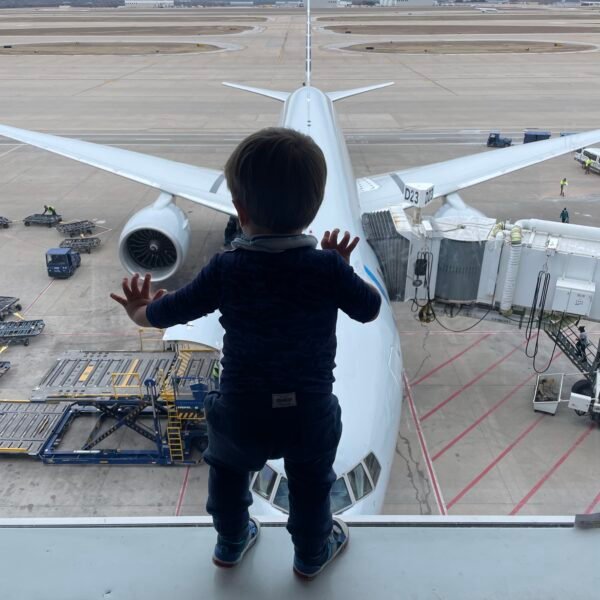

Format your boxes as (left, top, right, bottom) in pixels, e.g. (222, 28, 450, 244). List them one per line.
(403, 183, 434, 208)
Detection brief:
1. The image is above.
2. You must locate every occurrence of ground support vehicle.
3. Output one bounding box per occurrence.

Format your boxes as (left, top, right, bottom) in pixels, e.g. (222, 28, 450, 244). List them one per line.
(27, 349, 216, 465)
(523, 130, 551, 143)
(0, 297, 21, 321)
(574, 147, 600, 174)
(24, 213, 62, 227)
(56, 220, 96, 237)
(0, 216, 11, 229)
(59, 237, 101, 254)
(0, 361, 10, 380)
(486, 132, 512, 148)
(46, 248, 81, 278)
(0, 319, 44, 346)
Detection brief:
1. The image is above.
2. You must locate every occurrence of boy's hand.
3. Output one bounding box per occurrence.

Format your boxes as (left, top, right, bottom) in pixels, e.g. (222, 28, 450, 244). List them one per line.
(321, 229, 359, 263)
(110, 273, 167, 327)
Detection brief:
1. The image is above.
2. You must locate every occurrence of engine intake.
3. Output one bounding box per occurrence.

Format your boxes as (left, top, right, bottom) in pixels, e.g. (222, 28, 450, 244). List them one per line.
(119, 195, 190, 282)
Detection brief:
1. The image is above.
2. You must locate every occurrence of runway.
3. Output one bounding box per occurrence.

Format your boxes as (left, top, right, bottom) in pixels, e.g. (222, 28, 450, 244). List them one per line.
(0, 130, 545, 147)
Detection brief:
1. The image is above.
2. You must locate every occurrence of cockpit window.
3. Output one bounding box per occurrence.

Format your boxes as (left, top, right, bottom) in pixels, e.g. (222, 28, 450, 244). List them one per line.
(364, 452, 381, 486)
(330, 476, 352, 513)
(348, 463, 373, 500)
(252, 464, 276, 500)
(273, 476, 290, 513)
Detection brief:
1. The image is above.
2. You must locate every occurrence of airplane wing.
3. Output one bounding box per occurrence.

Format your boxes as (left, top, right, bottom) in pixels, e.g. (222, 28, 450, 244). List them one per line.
(357, 129, 600, 214)
(0, 124, 235, 216)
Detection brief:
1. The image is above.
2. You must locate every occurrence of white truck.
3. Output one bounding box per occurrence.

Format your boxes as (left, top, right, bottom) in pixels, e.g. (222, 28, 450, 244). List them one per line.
(574, 146, 600, 174)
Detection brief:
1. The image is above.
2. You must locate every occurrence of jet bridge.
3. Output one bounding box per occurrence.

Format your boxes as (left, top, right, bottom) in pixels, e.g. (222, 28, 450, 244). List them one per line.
(364, 207, 600, 421)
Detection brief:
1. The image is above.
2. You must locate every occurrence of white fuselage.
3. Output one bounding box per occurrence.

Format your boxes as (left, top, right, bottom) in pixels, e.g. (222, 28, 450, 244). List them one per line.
(165, 85, 403, 515)
(247, 86, 403, 515)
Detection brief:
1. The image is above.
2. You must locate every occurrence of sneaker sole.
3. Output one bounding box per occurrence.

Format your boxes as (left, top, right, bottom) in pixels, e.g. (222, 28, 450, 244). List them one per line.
(212, 518, 261, 568)
(293, 518, 349, 580)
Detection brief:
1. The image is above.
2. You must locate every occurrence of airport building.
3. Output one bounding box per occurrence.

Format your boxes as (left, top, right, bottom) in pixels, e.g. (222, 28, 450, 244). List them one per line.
(379, 0, 436, 5)
(124, 0, 175, 6)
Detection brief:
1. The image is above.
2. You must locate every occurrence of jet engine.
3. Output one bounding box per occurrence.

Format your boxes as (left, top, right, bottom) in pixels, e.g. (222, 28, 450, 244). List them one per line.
(118, 193, 190, 282)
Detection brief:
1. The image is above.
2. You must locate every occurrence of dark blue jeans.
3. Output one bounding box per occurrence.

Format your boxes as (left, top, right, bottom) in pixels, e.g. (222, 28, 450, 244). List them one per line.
(203, 391, 342, 562)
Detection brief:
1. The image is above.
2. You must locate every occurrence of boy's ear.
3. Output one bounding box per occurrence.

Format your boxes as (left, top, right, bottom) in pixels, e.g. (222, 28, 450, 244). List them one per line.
(232, 199, 249, 226)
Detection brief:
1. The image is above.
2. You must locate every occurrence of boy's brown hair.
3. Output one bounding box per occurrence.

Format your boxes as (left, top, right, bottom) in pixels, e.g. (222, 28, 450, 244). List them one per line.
(224, 127, 327, 233)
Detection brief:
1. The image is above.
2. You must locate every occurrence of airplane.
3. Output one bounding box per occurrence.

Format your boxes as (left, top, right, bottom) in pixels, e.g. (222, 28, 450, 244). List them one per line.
(1, 2, 600, 517)
(474, 6, 500, 13)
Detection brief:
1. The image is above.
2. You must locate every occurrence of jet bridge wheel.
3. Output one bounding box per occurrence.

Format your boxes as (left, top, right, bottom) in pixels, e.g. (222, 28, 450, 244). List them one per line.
(571, 380, 593, 416)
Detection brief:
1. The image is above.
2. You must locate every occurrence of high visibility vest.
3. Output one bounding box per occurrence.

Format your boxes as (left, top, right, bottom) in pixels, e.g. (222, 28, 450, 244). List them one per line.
(211, 362, 220, 380)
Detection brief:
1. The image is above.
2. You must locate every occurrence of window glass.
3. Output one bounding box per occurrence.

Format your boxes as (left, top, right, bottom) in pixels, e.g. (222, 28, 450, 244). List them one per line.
(273, 476, 290, 513)
(348, 463, 373, 500)
(330, 477, 352, 513)
(364, 452, 381, 486)
(252, 464, 276, 500)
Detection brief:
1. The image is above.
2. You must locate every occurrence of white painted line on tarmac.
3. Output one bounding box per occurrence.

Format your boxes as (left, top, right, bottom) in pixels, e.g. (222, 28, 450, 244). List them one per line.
(0, 144, 23, 160)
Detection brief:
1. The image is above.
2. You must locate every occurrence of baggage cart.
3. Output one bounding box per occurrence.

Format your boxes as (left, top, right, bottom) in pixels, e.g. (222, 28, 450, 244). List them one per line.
(56, 220, 96, 237)
(0, 297, 22, 321)
(59, 237, 101, 254)
(0, 320, 44, 346)
(23, 214, 62, 228)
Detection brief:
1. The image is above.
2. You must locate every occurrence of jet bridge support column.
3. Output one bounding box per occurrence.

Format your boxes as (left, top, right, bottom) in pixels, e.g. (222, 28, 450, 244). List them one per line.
(499, 225, 522, 314)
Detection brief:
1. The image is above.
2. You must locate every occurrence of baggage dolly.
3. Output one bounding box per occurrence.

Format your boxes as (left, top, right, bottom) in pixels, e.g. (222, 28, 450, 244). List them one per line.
(59, 237, 101, 254)
(56, 220, 96, 237)
(23, 214, 62, 228)
(0, 297, 22, 321)
(0, 320, 44, 346)
(0, 216, 11, 229)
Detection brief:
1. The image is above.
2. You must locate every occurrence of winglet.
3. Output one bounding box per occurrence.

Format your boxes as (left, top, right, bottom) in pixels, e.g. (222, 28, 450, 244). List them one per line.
(327, 82, 394, 102)
(222, 82, 289, 102)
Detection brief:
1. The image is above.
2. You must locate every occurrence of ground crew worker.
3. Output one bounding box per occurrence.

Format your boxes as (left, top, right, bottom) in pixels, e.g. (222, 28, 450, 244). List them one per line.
(560, 207, 569, 223)
(211, 360, 220, 381)
(576, 326, 589, 361)
(42, 204, 57, 216)
(560, 178, 568, 197)
(585, 158, 592, 174)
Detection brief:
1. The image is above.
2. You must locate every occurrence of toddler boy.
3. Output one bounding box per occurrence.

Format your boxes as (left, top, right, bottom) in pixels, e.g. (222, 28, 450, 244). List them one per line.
(111, 127, 381, 578)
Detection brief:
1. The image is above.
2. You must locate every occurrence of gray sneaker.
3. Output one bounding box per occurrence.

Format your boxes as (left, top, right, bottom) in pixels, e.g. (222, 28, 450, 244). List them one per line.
(212, 517, 261, 568)
(293, 517, 349, 579)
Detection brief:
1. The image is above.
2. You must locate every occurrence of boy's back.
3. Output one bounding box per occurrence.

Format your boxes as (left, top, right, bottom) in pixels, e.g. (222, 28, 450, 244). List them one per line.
(147, 242, 381, 395)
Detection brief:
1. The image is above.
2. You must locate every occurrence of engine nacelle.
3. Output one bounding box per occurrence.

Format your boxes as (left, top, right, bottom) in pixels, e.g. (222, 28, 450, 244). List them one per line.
(119, 194, 190, 282)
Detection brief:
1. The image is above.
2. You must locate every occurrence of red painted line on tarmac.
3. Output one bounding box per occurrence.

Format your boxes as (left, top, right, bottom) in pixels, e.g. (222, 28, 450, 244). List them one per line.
(175, 465, 191, 517)
(403, 372, 447, 516)
(23, 280, 55, 313)
(431, 347, 562, 462)
(432, 373, 537, 461)
(510, 425, 595, 516)
(411, 333, 492, 387)
(447, 416, 545, 510)
(420, 339, 530, 422)
(397, 331, 527, 336)
(584, 490, 600, 515)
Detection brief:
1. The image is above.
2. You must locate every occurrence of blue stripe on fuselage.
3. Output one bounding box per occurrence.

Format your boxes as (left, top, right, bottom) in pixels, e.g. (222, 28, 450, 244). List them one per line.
(364, 265, 389, 304)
